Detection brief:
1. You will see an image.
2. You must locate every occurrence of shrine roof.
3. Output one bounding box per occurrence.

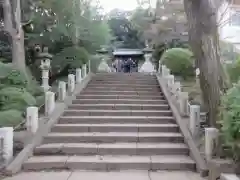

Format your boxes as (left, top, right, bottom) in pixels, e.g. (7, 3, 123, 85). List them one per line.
(113, 49, 144, 56)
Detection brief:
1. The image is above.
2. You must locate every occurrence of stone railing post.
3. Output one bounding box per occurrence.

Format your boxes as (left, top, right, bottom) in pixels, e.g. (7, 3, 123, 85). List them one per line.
(173, 82, 181, 99)
(0, 127, 13, 163)
(82, 64, 87, 78)
(40, 59, 51, 92)
(189, 105, 200, 137)
(161, 65, 166, 77)
(205, 128, 219, 161)
(158, 61, 161, 74)
(179, 92, 189, 116)
(58, 81, 66, 101)
(88, 60, 91, 74)
(68, 74, 75, 94)
(166, 75, 174, 90)
(26, 106, 39, 134)
(45, 91, 55, 116)
(76, 68, 82, 84)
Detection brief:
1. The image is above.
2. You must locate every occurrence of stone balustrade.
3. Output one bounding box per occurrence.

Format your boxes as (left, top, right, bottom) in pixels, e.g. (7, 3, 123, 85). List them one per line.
(159, 62, 218, 161)
(0, 60, 91, 166)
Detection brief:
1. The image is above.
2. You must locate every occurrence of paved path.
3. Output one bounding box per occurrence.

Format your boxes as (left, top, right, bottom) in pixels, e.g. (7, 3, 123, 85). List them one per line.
(3, 171, 206, 180)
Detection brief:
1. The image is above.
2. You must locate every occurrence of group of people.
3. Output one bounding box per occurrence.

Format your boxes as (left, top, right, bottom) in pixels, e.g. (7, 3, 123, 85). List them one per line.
(112, 58, 137, 73)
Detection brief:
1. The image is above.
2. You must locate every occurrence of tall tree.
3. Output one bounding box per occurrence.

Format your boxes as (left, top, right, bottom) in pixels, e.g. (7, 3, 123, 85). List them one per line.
(183, 0, 230, 127)
(1, 0, 26, 70)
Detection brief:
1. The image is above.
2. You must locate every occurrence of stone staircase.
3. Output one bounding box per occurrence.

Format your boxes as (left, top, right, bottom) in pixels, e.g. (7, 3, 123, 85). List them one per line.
(22, 73, 196, 171)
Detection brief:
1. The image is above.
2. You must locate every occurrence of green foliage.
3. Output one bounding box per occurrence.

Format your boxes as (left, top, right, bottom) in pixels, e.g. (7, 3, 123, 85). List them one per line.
(108, 12, 145, 49)
(220, 81, 240, 162)
(160, 48, 195, 79)
(0, 62, 28, 89)
(51, 46, 89, 75)
(226, 58, 240, 83)
(0, 62, 43, 95)
(0, 87, 36, 111)
(220, 41, 238, 63)
(0, 110, 24, 127)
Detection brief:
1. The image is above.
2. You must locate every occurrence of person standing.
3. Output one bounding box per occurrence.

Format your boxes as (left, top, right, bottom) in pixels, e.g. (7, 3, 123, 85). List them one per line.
(113, 58, 123, 72)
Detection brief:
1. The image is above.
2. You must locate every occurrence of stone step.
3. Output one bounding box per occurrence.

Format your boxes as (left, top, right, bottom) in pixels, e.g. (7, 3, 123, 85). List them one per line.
(51, 123, 179, 133)
(76, 94, 165, 100)
(87, 84, 160, 88)
(58, 116, 175, 124)
(42, 132, 184, 144)
(68, 104, 170, 110)
(62, 110, 172, 117)
(90, 81, 159, 85)
(34, 142, 189, 156)
(23, 155, 195, 171)
(94, 73, 156, 77)
(85, 87, 161, 91)
(80, 90, 163, 96)
(72, 99, 168, 105)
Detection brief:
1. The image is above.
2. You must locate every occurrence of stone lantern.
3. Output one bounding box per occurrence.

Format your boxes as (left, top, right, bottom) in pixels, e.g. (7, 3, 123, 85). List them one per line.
(140, 46, 155, 73)
(96, 48, 111, 72)
(37, 47, 53, 92)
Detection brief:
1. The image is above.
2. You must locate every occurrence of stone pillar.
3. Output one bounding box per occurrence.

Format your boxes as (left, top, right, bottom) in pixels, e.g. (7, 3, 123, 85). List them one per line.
(167, 75, 174, 89)
(58, 81, 66, 101)
(196, 68, 200, 85)
(45, 91, 55, 116)
(173, 82, 181, 97)
(82, 64, 87, 78)
(76, 68, 82, 84)
(205, 128, 219, 161)
(158, 61, 161, 74)
(68, 74, 75, 94)
(189, 105, 200, 137)
(40, 59, 51, 92)
(26, 106, 39, 134)
(0, 127, 13, 163)
(161, 65, 166, 77)
(179, 92, 189, 116)
(88, 60, 91, 74)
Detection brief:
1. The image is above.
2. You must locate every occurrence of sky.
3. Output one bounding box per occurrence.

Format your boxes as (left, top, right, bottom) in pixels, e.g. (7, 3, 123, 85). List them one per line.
(99, 0, 156, 12)
(100, 0, 138, 12)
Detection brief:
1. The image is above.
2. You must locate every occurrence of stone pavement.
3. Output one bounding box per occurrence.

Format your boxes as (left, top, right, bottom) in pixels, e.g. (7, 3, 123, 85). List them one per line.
(3, 171, 206, 180)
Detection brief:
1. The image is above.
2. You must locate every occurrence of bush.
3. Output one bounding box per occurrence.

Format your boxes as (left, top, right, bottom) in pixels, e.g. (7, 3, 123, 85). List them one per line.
(51, 46, 89, 75)
(0, 87, 36, 111)
(219, 81, 240, 162)
(0, 110, 23, 127)
(0, 62, 28, 88)
(0, 62, 44, 95)
(226, 58, 240, 83)
(160, 48, 194, 79)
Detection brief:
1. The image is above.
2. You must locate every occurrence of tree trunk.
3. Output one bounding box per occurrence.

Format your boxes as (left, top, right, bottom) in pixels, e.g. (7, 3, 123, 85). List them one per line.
(11, 0, 26, 70)
(183, 0, 230, 127)
(3, 0, 26, 71)
(3, 0, 12, 32)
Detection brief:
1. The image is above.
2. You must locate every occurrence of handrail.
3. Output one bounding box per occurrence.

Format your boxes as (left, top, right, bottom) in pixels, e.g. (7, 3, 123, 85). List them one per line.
(157, 75, 208, 176)
(13, 89, 59, 132)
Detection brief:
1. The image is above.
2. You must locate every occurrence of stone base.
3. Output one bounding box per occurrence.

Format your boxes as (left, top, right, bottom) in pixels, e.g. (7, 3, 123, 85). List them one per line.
(208, 159, 235, 180)
(221, 174, 240, 180)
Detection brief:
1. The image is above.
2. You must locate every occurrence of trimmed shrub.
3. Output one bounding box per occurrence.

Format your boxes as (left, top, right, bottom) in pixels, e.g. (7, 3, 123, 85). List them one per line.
(160, 48, 194, 79)
(0, 110, 23, 127)
(0, 62, 44, 95)
(0, 87, 36, 111)
(0, 62, 28, 88)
